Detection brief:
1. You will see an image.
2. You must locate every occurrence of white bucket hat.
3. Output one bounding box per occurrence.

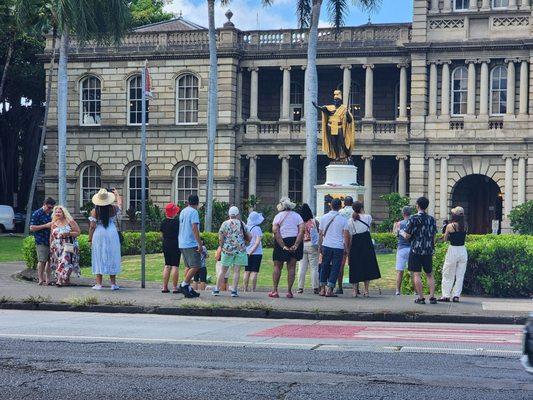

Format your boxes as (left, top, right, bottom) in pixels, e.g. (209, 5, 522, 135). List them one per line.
(92, 188, 115, 206)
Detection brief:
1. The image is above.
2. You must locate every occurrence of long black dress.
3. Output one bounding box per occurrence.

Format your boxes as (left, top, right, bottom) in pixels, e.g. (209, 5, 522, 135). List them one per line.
(348, 217, 381, 283)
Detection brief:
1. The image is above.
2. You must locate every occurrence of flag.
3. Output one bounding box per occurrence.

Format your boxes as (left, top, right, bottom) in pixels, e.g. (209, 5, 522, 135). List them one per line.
(144, 64, 153, 98)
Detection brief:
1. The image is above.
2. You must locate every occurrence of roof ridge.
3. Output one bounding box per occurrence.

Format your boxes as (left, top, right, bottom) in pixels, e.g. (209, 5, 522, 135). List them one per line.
(133, 16, 206, 32)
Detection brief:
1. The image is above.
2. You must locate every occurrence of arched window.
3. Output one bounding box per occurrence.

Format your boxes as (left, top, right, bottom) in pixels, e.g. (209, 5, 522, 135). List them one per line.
(128, 165, 149, 211)
(454, 0, 469, 10)
(176, 74, 199, 124)
(451, 67, 468, 116)
(80, 164, 101, 207)
(492, 0, 509, 9)
(490, 66, 507, 116)
(175, 164, 199, 204)
(288, 167, 303, 203)
(80, 76, 101, 125)
(128, 75, 149, 125)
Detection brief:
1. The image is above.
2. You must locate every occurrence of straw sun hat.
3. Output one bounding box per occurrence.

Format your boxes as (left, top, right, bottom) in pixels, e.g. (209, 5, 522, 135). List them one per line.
(92, 188, 115, 206)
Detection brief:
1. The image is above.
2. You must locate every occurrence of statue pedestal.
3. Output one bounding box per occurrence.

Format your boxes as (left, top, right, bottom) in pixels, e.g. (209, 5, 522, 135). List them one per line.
(315, 163, 366, 218)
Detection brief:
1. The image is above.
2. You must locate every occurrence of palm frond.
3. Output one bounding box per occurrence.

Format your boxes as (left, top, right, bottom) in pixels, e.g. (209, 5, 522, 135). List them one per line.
(354, 0, 382, 14)
(296, 0, 311, 29)
(327, 0, 348, 33)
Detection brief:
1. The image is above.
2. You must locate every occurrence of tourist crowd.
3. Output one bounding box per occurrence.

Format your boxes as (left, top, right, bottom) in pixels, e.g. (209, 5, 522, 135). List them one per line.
(30, 189, 468, 304)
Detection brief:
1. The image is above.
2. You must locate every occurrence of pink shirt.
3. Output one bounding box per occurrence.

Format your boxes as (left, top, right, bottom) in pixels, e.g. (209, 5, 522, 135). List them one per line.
(273, 211, 304, 239)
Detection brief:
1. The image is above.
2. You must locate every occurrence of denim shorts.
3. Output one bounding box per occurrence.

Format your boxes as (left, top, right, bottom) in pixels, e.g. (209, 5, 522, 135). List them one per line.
(395, 247, 410, 271)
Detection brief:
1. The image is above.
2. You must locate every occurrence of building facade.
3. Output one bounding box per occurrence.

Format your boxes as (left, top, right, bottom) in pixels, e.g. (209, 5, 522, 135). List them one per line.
(43, 0, 533, 233)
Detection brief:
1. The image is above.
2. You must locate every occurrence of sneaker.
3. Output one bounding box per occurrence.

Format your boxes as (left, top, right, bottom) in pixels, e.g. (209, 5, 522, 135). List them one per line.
(335, 288, 344, 295)
(111, 284, 120, 291)
(212, 289, 220, 296)
(92, 284, 102, 290)
(429, 297, 437, 304)
(231, 290, 239, 297)
(395, 291, 401, 296)
(181, 284, 195, 298)
(188, 286, 200, 298)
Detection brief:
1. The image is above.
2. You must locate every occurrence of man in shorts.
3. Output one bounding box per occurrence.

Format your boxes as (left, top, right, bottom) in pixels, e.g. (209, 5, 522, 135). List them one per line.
(393, 206, 412, 295)
(401, 197, 437, 304)
(178, 194, 202, 298)
(30, 197, 56, 285)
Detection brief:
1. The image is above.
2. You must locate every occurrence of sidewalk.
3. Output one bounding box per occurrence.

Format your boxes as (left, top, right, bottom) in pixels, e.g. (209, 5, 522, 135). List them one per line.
(1, 262, 531, 324)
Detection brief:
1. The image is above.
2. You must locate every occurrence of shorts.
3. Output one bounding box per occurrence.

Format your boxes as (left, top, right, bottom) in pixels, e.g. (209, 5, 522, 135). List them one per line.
(163, 248, 181, 267)
(408, 252, 433, 274)
(395, 247, 410, 271)
(272, 237, 304, 262)
(216, 261, 231, 279)
(180, 247, 202, 269)
(245, 254, 262, 272)
(193, 267, 207, 283)
(36, 245, 50, 263)
(220, 251, 248, 267)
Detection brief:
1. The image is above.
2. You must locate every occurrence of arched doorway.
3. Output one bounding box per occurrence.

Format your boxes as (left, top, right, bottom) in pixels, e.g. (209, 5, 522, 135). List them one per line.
(451, 174, 502, 234)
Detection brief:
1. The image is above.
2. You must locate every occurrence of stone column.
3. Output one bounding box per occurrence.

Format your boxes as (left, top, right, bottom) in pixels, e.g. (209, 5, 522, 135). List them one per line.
(363, 64, 374, 120)
(509, 0, 517, 9)
(439, 156, 448, 223)
(280, 66, 291, 121)
(506, 59, 516, 115)
(236, 68, 243, 124)
(481, 0, 491, 10)
(521, 0, 531, 10)
(234, 155, 242, 204)
(441, 62, 451, 116)
(247, 155, 257, 199)
(466, 60, 477, 116)
(518, 157, 526, 205)
(301, 155, 309, 204)
(504, 156, 514, 217)
(427, 156, 436, 217)
(396, 155, 407, 197)
(398, 63, 408, 120)
(479, 60, 490, 116)
(341, 65, 352, 107)
(519, 60, 528, 115)
(428, 62, 438, 116)
(280, 155, 290, 198)
(362, 155, 373, 214)
(442, 0, 452, 12)
(469, 0, 478, 10)
(249, 67, 259, 121)
(429, 0, 439, 13)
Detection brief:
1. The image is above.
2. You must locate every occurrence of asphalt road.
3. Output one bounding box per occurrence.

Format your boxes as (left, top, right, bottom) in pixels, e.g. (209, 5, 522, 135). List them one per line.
(0, 311, 531, 400)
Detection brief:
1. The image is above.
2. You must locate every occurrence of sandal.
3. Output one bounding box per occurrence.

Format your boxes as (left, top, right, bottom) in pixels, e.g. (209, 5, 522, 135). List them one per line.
(437, 297, 450, 302)
(352, 289, 358, 298)
(268, 291, 279, 298)
(452, 296, 460, 302)
(286, 292, 294, 299)
(319, 290, 326, 297)
(313, 288, 320, 295)
(414, 297, 426, 304)
(429, 297, 437, 304)
(161, 289, 170, 293)
(297, 288, 303, 294)
(37, 281, 43, 286)
(172, 288, 181, 294)
(363, 292, 369, 298)
(325, 292, 338, 298)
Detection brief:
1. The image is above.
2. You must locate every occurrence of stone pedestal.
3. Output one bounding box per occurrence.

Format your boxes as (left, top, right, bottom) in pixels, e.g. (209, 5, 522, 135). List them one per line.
(315, 163, 366, 218)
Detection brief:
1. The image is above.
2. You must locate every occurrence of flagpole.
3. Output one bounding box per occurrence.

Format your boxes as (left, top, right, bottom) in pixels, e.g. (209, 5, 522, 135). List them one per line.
(140, 61, 147, 289)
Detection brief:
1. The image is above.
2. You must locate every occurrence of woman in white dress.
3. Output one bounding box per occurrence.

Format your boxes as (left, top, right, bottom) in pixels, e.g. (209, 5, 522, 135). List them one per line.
(88, 188, 122, 290)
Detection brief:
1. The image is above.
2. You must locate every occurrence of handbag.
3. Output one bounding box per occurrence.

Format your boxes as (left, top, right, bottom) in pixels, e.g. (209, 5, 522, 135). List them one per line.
(63, 237, 75, 253)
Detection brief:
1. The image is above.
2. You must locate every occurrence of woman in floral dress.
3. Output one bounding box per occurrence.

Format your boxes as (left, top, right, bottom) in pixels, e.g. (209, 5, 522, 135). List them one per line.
(50, 205, 81, 287)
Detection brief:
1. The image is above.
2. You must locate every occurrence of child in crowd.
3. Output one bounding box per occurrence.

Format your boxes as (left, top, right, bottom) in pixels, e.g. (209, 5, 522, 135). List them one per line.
(193, 240, 208, 291)
(214, 246, 230, 291)
(160, 203, 181, 294)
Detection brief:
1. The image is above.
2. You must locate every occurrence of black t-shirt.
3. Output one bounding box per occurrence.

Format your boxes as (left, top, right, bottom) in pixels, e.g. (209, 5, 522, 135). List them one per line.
(160, 218, 180, 250)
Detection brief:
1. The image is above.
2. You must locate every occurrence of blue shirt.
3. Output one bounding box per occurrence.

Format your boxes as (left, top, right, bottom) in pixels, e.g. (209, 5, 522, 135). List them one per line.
(397, 219, 411, 250)
(30, 208, 52, 245)
(178, 206, 200, 249)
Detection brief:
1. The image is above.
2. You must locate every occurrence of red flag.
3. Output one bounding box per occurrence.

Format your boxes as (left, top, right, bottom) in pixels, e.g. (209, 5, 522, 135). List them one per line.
(145, 66, 152, 97)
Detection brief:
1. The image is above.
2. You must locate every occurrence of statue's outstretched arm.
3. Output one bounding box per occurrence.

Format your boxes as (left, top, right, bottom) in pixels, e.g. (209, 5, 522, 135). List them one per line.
(312, 101, 331, 115)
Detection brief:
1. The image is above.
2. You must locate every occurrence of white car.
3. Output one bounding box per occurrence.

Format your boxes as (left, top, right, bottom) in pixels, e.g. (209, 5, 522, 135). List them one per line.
(0, 205, 15, 232)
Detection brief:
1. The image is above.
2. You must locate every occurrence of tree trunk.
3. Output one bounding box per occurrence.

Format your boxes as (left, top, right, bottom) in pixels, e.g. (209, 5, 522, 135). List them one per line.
(24, 30, 58, 235)
(304, 0, 322, 215)
(57, 31, 69, 206)
(0, 38, 14, 103)
(205, 0, 217, 232)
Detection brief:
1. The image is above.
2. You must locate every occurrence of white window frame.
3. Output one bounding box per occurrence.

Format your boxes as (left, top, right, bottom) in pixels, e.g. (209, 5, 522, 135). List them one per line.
(176, 74, 199, 125)
(451, 66, 468, 116)
(490, 65, 507, 116)
(127, 75, 149, 126)
(79, 164, 101, 208)
(127, 165, 149, 211)
(492, 0, 509, 9)
(288, 167, 303, 204)
(175, 164, 199, 204)
(79, 76, 102, 126)
(453, 0, 470, 11)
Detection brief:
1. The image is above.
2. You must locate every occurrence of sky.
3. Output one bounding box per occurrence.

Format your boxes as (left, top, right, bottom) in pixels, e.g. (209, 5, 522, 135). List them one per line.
(164, 0, 413, 31)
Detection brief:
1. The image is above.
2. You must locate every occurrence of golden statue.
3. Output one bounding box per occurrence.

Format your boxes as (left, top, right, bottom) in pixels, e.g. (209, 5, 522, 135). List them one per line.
(313, 90, 355, 161)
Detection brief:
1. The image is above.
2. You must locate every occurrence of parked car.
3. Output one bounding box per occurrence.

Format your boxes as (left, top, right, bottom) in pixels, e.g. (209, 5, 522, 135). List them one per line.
(0, 205, 15, 232)
(523, 313, 533, 374)
(13, 211, 27, 233)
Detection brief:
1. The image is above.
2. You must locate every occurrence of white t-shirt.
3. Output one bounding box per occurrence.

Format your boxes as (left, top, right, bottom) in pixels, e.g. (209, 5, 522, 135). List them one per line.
(345, 214, 372, 235)
(319, 211, 349, 250)
(273, 211, 304, 239)
(246, 225, 263, 255)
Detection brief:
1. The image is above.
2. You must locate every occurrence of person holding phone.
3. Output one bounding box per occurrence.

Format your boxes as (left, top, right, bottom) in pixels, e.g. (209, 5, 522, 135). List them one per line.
(392, 206, 412, 295)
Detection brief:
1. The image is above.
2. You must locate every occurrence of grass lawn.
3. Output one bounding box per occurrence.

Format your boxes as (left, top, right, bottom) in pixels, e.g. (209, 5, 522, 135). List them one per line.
(0, 236, 24, 262)
(119, 248, 397, 290)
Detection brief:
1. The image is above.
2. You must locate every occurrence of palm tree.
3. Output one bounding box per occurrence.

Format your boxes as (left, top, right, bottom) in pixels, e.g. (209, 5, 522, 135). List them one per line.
(297, 0, 381, 214)
(204, 0, 272, 232)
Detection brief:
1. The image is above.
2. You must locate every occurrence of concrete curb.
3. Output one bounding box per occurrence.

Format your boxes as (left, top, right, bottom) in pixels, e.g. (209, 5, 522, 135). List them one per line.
(0, 301, 526, 325)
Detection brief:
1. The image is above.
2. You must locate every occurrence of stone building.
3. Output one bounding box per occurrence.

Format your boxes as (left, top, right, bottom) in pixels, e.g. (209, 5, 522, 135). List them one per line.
(43, 0, 533, 233)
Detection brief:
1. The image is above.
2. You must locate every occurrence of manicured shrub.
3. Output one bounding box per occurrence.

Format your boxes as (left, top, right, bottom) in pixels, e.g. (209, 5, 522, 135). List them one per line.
(262, 232, 274, 248)
(371, 233, 397, 250)
(22, 236, 38, 270)
(200, 232, 219, 250)
(509, 201, 533, 234)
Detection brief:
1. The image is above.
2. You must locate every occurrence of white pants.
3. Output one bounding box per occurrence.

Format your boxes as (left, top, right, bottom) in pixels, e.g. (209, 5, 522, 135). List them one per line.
(297, 241, 320, 290)
(441, 245, 468, 298)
